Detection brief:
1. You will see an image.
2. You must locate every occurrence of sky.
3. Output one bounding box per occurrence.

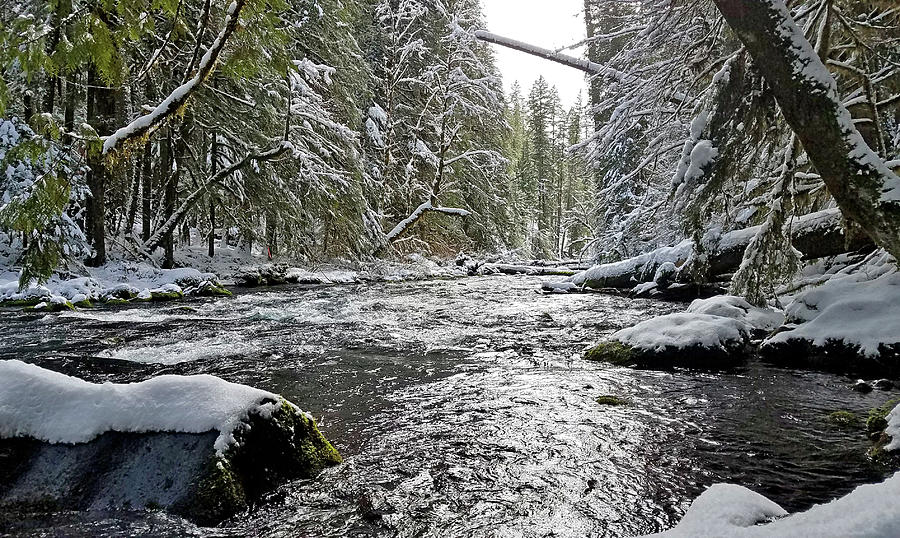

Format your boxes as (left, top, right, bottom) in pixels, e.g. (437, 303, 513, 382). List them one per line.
(481, 0, 588, 108)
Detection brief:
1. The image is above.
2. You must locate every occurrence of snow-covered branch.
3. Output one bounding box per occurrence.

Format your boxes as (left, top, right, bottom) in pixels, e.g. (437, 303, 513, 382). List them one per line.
(385, 200, 471, 243)
(102, 0, 247, 156)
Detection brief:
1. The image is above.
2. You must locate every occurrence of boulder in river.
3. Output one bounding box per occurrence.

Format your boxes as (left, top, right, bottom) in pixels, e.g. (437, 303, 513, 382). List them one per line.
(760, 259, 900, 376)
(585, 313, 751, 369)
(0, 360, 341, 525)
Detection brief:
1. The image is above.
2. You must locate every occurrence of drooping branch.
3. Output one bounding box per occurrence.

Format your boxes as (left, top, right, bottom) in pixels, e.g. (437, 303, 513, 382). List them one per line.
(142, 143, 290, 252)
(102, 0, 247, 157)
(385, 201, 471, 243)
(712, 0, 900, 259)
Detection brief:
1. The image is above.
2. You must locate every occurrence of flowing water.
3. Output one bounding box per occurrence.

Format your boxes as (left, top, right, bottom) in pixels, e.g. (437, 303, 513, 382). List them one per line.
(0, 275, 895, 537)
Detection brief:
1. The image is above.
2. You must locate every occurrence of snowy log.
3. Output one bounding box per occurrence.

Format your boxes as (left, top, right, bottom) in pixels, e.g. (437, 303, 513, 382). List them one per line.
(479, 263, 577, 277)
(551, 208, 871, 292)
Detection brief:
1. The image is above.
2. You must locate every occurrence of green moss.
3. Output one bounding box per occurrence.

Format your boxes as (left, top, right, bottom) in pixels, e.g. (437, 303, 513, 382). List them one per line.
(585, 341, 637, 365)
(867, 398, 900, 436)
(149, 290, 184, 301)
(0, 298, 43, 308)
(194, 283, 232, 297)
(596, 395, 629, 406)
(73, 299, 94, 308)
(192, 459, 247, 525)
(188, 399, 342, 525)
(103, 298, 130, 306)
(827, 410, 859, 428)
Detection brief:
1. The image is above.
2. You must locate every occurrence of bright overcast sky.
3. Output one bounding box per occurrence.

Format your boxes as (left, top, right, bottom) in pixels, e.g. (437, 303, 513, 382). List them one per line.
(481, 0, 587, 108)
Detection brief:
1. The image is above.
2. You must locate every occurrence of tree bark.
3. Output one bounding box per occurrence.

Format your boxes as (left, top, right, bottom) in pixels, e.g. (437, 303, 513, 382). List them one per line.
(208, 131, 218, 258)
(712, 0, 900, 259)
(85, 67, 118, 267)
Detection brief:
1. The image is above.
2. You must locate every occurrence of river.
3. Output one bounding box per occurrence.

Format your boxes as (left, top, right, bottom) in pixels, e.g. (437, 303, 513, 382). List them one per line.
(0, 275, 893, 537)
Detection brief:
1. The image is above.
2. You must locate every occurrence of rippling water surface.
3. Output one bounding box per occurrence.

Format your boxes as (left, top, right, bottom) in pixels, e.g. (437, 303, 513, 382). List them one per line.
(0, 275, 894, 537)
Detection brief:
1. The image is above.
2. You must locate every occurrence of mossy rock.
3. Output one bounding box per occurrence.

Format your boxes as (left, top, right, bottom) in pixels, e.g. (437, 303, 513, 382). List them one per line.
(866, 398, 900, 437)
(149, 290, 184, 302)
(103, 288, 139, 301)
(868, 431, 900, 465)
(188, 400, 341, 525)
(1, 400, 341, 527)
(0, 298, 43, 308)
(596, 395, 629, 406)
(103, 298, 131, 306)
(73, 299, 94, 308)
(585, 339, 748, 370)
(24, 301, 74, 313)
(585, 342, 637, 366)
(192, 282, 232, 297)
(827, 410, 859, 428)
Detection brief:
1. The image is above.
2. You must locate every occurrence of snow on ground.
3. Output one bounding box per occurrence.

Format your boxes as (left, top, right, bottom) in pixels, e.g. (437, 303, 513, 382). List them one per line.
(0, 360, 290, 454)
(686, 295, 784, 333)
(0, 261, 217, 305)
(764, 252, 899, 356)
(611, 313, 748, 352)
(644, 472, 900, 537)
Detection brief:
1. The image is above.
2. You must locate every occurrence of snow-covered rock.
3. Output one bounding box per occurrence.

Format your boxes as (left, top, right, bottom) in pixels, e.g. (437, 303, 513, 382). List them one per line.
(0, 262, 225, 309)
(586, 313, 750, 369)
(644, 472, 900, 537)
(686, 295, 784, 335)
(761, 256, 900, 374)
(885, 403, 900, 452)
(0, 360, 341, 524)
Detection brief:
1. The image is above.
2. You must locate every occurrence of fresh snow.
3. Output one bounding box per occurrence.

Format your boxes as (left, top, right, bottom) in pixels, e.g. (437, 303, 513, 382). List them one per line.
(611, 313, 747, 352)
(764, 256, 900, 356)
(571, 239, 693, 287)
(0, 262, 217, 305)
(686, 296, 784, 333)
(0, 360, 288, 454)
(886, 403, 900, 452)
(644, 471, 900, 537)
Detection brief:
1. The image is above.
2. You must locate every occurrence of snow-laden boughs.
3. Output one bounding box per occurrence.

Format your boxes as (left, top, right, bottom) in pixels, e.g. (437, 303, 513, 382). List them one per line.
(576, 0, 899, 298)
(369, 0, 509, 253)
(0, 117, 89, 287)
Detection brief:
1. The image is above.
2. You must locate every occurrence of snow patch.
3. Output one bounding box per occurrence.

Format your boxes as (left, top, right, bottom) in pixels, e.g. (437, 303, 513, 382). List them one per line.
(612, 313, 748, 352)
(645, 472, 900, 537)
(0, 360, 286, 454)
(686, 296, 784, 333)
(765, 261, 900, 356)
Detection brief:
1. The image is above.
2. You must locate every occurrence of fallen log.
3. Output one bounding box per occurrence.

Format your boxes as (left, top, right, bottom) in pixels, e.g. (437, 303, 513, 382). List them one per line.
(479, 263, 578, 277)
(545, 208, 873, 292)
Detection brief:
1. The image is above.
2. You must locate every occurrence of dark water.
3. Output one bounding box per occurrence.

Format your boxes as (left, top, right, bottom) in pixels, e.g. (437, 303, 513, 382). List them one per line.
(0, 275, 895, 537)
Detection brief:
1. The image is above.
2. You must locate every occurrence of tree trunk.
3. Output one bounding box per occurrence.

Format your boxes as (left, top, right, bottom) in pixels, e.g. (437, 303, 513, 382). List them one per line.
(140, 141, 153, 243)
(712, 0, 900, 259)
(208, 131, 218, 258)
(85, 67, 117, 267)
